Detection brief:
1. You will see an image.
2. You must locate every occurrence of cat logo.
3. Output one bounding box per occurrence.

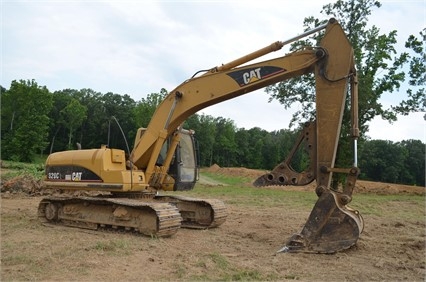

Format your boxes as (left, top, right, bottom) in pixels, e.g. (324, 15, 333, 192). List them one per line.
(243, 68, 261, 84)
(227, 66, 286, 87)
(72, 172, 82, 181)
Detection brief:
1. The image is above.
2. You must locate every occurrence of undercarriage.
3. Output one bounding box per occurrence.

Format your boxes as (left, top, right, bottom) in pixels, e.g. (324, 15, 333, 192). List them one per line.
(38, 194, 227, 237)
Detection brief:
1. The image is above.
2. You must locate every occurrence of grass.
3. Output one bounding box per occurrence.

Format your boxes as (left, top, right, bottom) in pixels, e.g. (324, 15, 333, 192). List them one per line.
(351, 193, 425, 219)
(87, 239, 133, 256)
(186, 252, 278, 281)
(177, 171, 425, 223)
(172, 171, 318, 208)
(1, 160, 45, 181)
(201, 171, 254, 186)
(174, 185, 318, 209)
(208, 252, 229, 269)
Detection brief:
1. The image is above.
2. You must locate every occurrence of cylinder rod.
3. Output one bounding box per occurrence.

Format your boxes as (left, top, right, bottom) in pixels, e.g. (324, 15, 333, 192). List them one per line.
(214, 20, 330, 72)
(280, 21, 329, 46)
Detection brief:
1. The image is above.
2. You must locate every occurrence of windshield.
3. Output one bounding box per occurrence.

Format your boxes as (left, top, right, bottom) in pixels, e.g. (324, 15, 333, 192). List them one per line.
(179, 133, 196, 182)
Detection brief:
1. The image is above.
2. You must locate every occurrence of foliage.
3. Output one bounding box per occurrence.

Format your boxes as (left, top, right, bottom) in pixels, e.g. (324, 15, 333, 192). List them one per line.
(1, 79, 53, 162)
(1, 160, 45, 181)
(212, 117, 238, 167)
(60, 98, 87, 149)
(134, 88, 168, 128)
(49, 88, 138, 152)
(359, 139, 425, 186)
(400, 139, 425, 186)
(1, 80, 423, 186)
(185, 113, 217, 167)
(392, 29, 426, 114)
(102, 92, 137, 150)
(265, 0, 424, 169)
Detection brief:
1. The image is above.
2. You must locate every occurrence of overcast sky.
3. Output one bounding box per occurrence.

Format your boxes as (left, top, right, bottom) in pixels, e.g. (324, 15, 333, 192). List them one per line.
(2, 0, 425, 142)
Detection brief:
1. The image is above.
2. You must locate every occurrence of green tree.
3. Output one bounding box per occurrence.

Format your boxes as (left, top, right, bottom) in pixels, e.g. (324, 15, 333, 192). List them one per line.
(235, 129, 251, 167)
(76, 89, 107, 149)
(212, 117, 237, 167)
(392, 29, 426, 114)
(48, 89, 138, 152)
(134, 89, 168, 129)
(48, 90, 74, 153)
(359, 140, 406, 183)
(1, 79, 53, 162)
(245, 127, 268, 169)
(266, 0, 422, 169)
(102, 92, 137, 150)
(399, 139, 425, 186)
(60, 98, 87, 150)
(185, 113, 217, 167)
(261, 131, 281, 169)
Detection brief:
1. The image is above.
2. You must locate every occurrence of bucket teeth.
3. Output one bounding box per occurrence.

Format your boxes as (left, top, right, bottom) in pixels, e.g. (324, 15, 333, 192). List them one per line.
(253, 169, 315, 187)
(253, 174, 271, 187)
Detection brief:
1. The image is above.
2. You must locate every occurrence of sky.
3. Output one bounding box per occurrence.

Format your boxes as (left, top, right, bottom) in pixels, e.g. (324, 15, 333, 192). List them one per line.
(2, 0, 425, 142)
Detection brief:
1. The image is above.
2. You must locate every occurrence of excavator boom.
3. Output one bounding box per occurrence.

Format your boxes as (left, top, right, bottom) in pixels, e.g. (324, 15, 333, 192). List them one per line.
(130, 47, 323, 180)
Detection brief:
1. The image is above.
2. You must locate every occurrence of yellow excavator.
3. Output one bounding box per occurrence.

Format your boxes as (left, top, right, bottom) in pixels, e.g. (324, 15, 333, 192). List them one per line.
(39, 18, 364, 253)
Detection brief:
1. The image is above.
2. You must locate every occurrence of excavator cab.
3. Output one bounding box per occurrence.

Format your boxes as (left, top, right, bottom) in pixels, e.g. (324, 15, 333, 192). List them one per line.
(136, 128, 199, 191)
(166, 129, 199, 191)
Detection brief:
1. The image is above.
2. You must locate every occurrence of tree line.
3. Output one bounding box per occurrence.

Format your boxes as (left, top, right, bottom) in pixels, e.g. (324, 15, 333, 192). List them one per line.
(1, 80, 424, 186)
(2, 1, 425, 185)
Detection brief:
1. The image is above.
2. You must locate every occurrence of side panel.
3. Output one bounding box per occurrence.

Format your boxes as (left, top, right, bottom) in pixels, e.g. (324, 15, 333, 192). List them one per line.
(46, 165, 102, 182)
(44, 148, 149, 192)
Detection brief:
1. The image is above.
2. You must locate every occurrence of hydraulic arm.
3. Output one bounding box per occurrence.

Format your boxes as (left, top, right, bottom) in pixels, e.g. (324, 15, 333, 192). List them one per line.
(127, 18, 364, 253)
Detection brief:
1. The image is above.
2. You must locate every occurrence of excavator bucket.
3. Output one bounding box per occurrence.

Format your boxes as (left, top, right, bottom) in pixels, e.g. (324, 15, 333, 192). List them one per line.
(277, 190, 363, 253)
(254, 162, 364, 254)
(253, 120, 364, 253)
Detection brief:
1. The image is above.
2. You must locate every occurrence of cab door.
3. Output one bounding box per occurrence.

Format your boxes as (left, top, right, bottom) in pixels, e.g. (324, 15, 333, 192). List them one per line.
(168, 129, 199, 191)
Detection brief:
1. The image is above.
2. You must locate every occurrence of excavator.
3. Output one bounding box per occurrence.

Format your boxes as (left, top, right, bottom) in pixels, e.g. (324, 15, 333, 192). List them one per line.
(39, 18, 364, 253)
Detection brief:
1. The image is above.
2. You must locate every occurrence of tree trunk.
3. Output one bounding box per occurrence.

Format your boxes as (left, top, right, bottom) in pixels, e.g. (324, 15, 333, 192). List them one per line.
(10, 111, 15, 130)
(68, 127, 73, 150)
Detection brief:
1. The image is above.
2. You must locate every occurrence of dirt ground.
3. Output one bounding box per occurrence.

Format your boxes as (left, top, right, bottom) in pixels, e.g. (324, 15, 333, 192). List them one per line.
(1, 166, 425, 281)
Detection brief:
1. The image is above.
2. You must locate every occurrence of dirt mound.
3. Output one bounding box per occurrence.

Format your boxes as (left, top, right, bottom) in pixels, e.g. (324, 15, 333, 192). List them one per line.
(1, 175, 46, 197)
(206, 163, 221, 173)
(355, 180, 425, 195)
(204, 164, 425, 195)
(205, 164, 267, 179)
(0, 175, 103, 198)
